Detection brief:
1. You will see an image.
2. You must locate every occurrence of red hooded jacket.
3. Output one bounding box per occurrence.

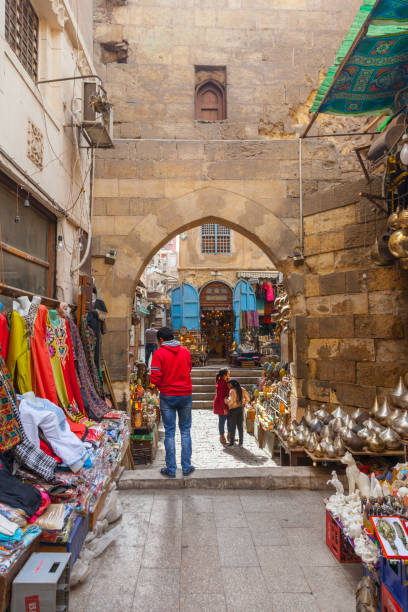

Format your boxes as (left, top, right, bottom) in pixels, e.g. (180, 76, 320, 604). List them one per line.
(150, 341, 192, 396)
(213, 378, 229, 415)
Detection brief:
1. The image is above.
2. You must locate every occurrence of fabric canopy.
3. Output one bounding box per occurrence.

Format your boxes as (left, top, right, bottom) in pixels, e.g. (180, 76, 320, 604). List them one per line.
(311, 0, 408, 116)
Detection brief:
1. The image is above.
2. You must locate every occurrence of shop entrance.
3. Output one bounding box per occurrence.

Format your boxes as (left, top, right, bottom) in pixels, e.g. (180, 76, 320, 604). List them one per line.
(199, 282, 233, 358)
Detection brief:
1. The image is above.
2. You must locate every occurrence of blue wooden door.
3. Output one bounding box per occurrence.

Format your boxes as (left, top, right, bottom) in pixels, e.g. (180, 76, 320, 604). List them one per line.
(171, 283, 200, 330)
(233, 280, 256, 344)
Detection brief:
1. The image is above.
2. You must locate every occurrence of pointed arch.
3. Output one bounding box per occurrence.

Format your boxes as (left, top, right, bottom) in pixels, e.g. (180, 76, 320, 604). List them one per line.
(195, 79, 226, 120)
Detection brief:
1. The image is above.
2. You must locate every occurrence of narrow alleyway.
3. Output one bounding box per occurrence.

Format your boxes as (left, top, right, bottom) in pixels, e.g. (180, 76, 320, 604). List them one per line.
(154, 409, 277, 470)
(70, 488, 359, 612)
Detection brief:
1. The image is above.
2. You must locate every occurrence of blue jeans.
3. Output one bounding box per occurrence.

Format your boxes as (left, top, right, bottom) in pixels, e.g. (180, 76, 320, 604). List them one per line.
(145, 343, 157, 367)
(218, 414, 228, 435)
(160, 394, 192, 474)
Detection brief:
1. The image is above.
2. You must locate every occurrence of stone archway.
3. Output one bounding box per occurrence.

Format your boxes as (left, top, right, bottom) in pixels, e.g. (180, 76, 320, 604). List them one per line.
(92, 185, 298, 385)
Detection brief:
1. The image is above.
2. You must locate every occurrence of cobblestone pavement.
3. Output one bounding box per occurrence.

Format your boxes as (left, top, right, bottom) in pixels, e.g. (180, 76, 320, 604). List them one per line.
(154, 409, 277, 470)
(70, 488, 360, 612)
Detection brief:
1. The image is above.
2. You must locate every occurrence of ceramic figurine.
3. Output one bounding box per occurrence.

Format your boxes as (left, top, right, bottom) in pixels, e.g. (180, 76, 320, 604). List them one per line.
(370, 473, 383, 498)
(327, 470, 344, 496)
(341, 452, 371, 497)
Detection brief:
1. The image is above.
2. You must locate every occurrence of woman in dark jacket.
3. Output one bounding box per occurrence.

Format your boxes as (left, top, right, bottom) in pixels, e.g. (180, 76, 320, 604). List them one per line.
(213, 368, 230, 445)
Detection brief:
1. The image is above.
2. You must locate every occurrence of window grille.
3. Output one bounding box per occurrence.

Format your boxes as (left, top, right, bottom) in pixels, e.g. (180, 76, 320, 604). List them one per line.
(201, 224, 231, 254)
(5, 0, 39, 80)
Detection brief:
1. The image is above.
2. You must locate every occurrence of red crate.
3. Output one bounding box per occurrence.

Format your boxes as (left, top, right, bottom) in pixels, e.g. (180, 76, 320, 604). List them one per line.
(382, 584, 403, 612)
(325, 509, 360, 563)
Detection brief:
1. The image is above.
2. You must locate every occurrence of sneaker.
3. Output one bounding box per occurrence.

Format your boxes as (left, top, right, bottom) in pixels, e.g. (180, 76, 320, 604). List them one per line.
(183, 466, 195, 476)
(160, 468, 176, 478)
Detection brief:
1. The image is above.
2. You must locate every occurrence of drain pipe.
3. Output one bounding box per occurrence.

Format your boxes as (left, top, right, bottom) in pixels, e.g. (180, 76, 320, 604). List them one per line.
(298, 137, 304, 256)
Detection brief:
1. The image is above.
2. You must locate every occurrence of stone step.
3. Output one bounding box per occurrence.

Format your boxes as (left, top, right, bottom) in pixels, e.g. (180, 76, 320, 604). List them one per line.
(192, 392, 214, 401)
(118, 466, 335, 490)
(191, 369, 261, 377)
(192, 384, 215, 393)
(193, 377, 258, 386)
(193, 400, 213, 409)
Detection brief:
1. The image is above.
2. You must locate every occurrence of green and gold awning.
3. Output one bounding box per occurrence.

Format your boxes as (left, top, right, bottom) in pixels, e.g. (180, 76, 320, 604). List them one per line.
(311, 0, 408, 116)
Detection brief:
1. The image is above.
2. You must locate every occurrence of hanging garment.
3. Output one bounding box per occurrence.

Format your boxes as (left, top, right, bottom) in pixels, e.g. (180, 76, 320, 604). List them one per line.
(68, 318, 109, 421)
(264, 282, 274, 302)
(0, 314, 9, 361)
(0, 357, 22, 453)
(48, 312, 86, 418)
(0, 355, 57, 482)
(6, 310, 32, 394)
(0, 455, 41, 518)
(30, 305, 59, 405)
(264, 301, 273, 316)
(80, 315, 105, 399)
(18, 392, 88, 471)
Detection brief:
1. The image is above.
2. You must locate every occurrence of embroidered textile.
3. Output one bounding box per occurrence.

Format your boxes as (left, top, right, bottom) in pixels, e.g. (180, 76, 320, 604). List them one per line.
(80, 315, 105, 399)
(0, 358, 21, 452)
(0, 356, 56, 481)
(68, 318, 109, 421)
(311, 0, 408, 115)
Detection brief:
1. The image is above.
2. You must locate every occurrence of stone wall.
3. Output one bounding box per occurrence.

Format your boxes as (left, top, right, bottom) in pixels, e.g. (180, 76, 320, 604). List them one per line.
(289, 179, 408, 414)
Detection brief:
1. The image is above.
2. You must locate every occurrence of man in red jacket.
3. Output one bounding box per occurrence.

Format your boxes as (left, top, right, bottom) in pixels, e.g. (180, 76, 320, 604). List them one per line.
(150, 327, 195, 478)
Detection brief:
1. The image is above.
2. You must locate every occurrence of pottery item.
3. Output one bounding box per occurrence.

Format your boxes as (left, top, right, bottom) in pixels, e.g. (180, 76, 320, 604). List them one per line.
(331, 406, 346, 421)
(370, 397, 380, 419)
(287, 431, 298, 449)
(304, 406, 313, 426)
(306, 432, 318, 453)
(326, 443, 337, 459)
(296, 429, 307, 447)
(347, 433, 365, 452)
(331, 417, 343, 435)
(368, 431, 386, 453)
(385, 408, 401, 427)
(376, 397, 392, 425)
(341, 427, 355, 445)
(333, 434, 346, 457)
(313, 442, 324, 457)
(379, 427, 402, 450)
(355, 411, 370, 424)
(390, 377, 407, 405)
(393, 411, 408, 438)
(357, 427, 371, 442)
(351, 407, 365, 421)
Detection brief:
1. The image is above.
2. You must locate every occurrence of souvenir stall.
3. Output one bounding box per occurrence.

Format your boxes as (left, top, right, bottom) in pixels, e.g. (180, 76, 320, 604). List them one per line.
(174, 329, 207, 367)
(0, 294, 130, 610)
(129, 375, 160, 464)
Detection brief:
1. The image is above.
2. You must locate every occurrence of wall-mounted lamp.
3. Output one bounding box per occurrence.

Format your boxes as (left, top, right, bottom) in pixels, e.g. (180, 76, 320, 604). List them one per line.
(181, 233, 188, 240)
(57, 235, 63, 249)
(105, 248, 117, 265)
(24, 195, 30, 208)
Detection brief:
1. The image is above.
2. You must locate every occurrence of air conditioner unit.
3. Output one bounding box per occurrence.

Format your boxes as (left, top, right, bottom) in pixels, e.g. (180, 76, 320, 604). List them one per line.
(82, 81, 113, 148)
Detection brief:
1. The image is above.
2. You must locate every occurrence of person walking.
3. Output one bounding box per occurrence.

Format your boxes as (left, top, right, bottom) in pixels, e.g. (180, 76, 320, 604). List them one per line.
(213, 368, 230, 445)
(150, 327, 195, 478)
(145, 324, 158, 368)
(225, 379, 250, 447)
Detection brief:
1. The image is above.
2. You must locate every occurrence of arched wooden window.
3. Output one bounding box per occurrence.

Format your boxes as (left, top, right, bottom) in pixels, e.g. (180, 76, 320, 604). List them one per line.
(195, 80, 226, 121)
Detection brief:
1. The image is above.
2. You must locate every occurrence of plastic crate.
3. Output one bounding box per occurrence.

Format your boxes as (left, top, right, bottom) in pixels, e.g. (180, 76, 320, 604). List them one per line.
(382, 584, 403, 612)
(325, 510, 360, 563)
(380, 556, 408, 611)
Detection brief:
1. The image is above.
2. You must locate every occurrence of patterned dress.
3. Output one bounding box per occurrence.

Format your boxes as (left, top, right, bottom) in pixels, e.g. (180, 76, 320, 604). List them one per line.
(69, 318, 108, 420)
(80, 315, 105, 399)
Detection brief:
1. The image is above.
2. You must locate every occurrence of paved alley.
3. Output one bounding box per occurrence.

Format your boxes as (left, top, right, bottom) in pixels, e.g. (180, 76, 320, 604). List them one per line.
(154, 409, 277, 471)
(70, 488, 359, 612)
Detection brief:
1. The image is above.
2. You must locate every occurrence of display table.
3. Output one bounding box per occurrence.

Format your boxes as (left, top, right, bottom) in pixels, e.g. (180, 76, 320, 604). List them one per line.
(276, 434, 309, 466)
(40, 515, 89, 568)
(0, 531, 41, 612)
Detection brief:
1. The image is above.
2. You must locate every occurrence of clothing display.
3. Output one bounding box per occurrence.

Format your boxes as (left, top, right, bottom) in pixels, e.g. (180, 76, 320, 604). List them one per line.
(18, 393, 88, 471)
(0, 313, 9, 361)
(264, 282, 274, 302)
(0, 363, 22, 452)
(0, 355, 57, 481)
(30, 305, 59, 405)
(0, 455, 41, 518)
(48, 311, 86, 418)
(81, 314, 105, 398)
(68, 318, 109, 421)
(6, 310, 32, 393)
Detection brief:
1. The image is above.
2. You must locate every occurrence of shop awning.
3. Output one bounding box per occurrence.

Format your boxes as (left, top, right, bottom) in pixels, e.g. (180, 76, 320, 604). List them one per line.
(310, 0, 408, 117)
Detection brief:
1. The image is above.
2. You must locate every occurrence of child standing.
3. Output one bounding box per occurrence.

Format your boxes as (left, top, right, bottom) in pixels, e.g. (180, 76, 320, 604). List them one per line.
(213, 368, 230, 445)
(225, 379, 250, 447)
